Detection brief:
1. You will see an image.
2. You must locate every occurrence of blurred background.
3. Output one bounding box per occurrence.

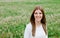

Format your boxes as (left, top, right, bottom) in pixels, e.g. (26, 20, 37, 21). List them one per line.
(0, 0, 60, 38)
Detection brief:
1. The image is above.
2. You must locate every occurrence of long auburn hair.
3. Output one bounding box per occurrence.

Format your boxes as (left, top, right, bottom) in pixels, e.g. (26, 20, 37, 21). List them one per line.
(30, 6, 47, 36)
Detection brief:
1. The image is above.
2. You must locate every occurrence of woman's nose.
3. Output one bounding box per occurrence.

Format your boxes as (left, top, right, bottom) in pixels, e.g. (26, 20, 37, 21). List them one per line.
(37, 14, 40, 16)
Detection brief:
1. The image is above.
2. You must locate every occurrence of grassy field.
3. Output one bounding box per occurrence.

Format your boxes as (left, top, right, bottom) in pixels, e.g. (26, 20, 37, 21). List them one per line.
(0, 0, 60, 38)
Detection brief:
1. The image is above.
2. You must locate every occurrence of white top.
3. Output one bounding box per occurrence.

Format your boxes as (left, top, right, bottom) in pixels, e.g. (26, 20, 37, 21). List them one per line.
(24, 23, 48, 38)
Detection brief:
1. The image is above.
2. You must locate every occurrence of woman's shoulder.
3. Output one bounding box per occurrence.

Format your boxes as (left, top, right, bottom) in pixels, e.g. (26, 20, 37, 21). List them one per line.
(26, 22, 32, 30)
(27, 22, 32, 26)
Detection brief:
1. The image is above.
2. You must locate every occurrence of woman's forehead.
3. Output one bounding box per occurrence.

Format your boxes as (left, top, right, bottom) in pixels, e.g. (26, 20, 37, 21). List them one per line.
(35, 9, 42, 13)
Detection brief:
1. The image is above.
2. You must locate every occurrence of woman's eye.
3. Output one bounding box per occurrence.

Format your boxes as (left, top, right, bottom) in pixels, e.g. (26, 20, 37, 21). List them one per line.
(34, 12, 37, 14)
(39, 13, 42, 14)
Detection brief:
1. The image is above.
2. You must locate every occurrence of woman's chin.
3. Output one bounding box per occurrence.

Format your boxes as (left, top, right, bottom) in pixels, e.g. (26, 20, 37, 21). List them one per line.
(36, 20, 41, 22)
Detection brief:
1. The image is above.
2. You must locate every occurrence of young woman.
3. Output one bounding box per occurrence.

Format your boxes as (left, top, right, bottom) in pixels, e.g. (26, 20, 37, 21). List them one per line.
(24, 6, 48, 38)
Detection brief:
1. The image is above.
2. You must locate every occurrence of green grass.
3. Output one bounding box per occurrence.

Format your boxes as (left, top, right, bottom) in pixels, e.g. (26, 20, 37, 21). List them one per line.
(0, 0, 60, 38)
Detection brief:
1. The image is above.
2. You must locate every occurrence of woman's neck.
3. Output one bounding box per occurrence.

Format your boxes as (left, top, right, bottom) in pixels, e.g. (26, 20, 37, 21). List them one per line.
(35, 20, 42, 26)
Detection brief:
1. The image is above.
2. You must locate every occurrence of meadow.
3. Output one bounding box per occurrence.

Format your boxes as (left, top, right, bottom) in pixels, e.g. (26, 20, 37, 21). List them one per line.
(0, 0, 60, 38)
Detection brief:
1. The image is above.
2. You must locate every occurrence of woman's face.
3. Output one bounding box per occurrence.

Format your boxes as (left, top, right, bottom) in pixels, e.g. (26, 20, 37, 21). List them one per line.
(34, 9, 43, 22)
